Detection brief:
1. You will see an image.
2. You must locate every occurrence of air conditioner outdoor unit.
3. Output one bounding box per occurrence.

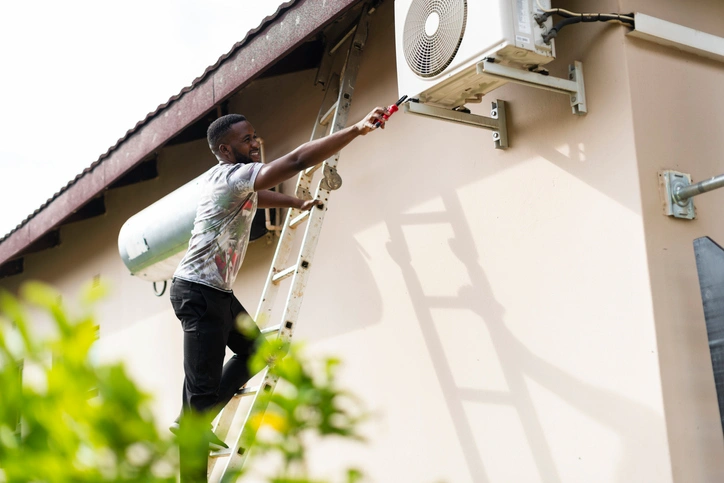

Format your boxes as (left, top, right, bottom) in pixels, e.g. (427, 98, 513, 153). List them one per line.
(395, 0, 556, 109)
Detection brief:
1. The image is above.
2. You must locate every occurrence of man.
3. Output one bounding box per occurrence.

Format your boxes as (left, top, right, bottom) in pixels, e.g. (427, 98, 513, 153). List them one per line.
(169, 106, 390, 478)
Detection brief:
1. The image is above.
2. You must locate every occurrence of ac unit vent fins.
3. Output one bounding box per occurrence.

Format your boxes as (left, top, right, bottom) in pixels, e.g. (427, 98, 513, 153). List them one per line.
(403, 0, 467, 78)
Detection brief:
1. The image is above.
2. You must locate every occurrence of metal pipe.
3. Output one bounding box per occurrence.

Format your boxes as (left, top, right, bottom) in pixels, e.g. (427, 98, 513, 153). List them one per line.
(674, 174, 724, 203)
(258, 137, 282, 233)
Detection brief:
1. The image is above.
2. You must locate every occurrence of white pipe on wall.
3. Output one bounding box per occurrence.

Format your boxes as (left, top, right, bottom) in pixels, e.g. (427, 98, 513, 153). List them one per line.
(628, 13, 724, 63)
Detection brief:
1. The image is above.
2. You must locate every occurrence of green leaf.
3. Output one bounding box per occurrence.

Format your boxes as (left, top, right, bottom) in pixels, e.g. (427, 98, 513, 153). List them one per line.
(19, 281, 62, 311)
(79, 280, 109, 306)
(347, 468, 364, 483)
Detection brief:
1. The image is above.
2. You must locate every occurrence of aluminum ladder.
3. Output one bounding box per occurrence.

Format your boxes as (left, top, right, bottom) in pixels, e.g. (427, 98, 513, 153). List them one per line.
(208, 5, 373, 481)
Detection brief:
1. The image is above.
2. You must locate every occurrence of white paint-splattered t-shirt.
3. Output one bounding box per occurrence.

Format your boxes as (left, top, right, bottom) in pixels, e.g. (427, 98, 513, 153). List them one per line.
(174, 162, 263, 292)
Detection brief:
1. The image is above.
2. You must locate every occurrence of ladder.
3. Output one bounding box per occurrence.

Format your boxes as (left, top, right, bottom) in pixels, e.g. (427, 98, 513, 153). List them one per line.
(208, 4, 373, 481)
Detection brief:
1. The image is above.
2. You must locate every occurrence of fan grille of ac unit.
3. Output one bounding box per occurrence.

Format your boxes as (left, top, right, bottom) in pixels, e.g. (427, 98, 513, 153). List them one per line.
(403, 0, 467, 78)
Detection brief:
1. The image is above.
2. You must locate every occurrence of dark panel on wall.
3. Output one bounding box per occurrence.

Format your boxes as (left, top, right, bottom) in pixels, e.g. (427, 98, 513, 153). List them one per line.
(694, 236, 724, 434)
(249, 207, 278, 242)
(0, 258, 23, 279)
(108, 158, 159, 189)
(18, 230, 61, 256)
(165, 106, 228, 147)
(63, 196, 106, 224)
(258, 38, 325, 78)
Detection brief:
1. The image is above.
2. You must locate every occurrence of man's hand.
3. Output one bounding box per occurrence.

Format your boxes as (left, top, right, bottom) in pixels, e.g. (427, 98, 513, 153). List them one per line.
(300, 199, 321, 211)
(258, 190, 313, 210)
(254, 104, 393, 191)
(354, 107, 391, 135)
(257, 190, 321, 211)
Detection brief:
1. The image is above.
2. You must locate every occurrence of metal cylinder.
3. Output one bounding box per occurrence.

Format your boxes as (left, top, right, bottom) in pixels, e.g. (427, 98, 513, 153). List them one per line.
(118, 175, 204, 282)
(120, 138, 278, 283)
(118, 176, 274, 282)
(674, 174, 724, 203)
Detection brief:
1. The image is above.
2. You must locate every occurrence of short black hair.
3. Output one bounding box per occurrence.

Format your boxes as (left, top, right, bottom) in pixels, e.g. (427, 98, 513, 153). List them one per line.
(207, 114, 247, 154)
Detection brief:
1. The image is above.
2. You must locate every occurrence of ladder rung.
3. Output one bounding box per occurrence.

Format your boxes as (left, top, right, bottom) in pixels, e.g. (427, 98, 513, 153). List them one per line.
(272, 265, 296, 284)
(260, 324, 281, 335)
(290, 210, 310, 228)
(304, 164, 322, 176)
(209, 449, 233, 458)
(234, 385, 259, 398)
(320, 101, 339, 126)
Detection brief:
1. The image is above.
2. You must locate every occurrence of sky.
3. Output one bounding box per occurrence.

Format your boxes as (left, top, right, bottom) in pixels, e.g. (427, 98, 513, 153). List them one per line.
(0, 0, 285, 238)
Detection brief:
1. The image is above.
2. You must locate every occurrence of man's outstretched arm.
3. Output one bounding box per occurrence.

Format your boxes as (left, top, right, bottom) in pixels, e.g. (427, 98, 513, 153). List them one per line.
(257, 190, 319, 211)
(253, 106, 389, 191)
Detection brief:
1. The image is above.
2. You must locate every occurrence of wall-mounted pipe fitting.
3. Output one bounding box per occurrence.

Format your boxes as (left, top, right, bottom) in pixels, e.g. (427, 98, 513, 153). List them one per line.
(660, 170, 724, 220)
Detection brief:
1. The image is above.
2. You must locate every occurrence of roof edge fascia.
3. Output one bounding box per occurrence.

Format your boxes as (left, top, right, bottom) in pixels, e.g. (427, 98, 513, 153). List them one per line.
(0, 0, 363, 268)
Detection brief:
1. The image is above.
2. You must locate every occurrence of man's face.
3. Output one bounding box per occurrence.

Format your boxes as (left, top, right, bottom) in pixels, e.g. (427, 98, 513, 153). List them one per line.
(222, 121, 261, 164)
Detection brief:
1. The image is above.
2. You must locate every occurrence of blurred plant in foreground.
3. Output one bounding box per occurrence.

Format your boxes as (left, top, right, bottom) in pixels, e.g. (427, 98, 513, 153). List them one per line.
(0, 281, 184, 482)
(0, 282, 367, 483)
(239, 313, 367, 483)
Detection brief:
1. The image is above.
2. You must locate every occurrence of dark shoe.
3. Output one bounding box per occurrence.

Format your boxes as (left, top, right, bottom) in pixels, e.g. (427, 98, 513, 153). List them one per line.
(169, 421, 228, 451)
(206, 431, 229, 451)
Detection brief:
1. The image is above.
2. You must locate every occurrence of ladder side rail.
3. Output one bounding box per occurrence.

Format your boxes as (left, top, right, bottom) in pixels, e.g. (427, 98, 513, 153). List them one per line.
(253, 205, 305, 323)
(253, 74, 341, 324)
(295, 74, 340, 200)
(315, 10, 367, 194)
(218, 368, 279, 482)
(214, 205, 302, 461)
(277, 193, 329, 343)
(214, 88, 335, 476)
(217, 38, 348, 463)
(215, 33, 347, 483)
(277, 6, 370, 344)
(218, 4, 373, 479)
(211, 394, 241, 443)
(208, 379, 259, 475)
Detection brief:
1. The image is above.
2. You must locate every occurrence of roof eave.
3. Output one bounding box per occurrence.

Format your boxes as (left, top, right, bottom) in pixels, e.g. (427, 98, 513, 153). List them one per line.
(0, 0, 364, 269)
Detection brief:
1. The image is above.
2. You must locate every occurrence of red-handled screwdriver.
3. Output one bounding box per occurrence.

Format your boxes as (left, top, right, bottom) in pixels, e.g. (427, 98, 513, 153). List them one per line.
(375, 95, 408, 128)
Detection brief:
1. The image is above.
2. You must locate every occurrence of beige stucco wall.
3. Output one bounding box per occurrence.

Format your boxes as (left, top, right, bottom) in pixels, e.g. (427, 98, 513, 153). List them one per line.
(3, 0, 724, 481)
(621, 0, 724, 480)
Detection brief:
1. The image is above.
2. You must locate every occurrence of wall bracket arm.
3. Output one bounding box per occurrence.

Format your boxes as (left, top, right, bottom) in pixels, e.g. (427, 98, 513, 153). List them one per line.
(476, 60, 587, 115)
(403, 100, 509, 150)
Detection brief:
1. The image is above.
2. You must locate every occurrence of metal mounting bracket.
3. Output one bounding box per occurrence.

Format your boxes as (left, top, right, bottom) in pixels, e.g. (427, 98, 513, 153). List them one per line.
(476, 60, 587, 115)
(660, 169, 724, 220)
(403, 100, 509, 149)
(660, 170, 696, 219)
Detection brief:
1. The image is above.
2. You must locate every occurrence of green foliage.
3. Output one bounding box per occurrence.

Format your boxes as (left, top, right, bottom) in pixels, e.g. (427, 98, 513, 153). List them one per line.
(0, 283, 367, 483)
(0, 281, 181, 482)
(243, 332, 367, 482)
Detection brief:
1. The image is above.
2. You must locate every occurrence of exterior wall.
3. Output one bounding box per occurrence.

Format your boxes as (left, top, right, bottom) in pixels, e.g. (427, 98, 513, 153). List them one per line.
(622, 0, 724, 480)
(0, 138, 221, 421)
(2, 0, 724, 481)
(273, 0, 670, 480)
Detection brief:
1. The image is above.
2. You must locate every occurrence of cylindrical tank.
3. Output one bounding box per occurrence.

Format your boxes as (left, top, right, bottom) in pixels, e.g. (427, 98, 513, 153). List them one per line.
(118, 175, 204, 282)
(118, 175, 276, 282)
(120, 137, 277, 283)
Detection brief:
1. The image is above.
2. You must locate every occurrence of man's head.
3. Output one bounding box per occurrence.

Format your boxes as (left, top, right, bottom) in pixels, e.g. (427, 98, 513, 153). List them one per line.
(207, 114, 261, 164)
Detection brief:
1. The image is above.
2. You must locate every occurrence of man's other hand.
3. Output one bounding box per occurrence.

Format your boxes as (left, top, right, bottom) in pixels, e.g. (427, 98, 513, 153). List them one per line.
(300, 199, 321, 211)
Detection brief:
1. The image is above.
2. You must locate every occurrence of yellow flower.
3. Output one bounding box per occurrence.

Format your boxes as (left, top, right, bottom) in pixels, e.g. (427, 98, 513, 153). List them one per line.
(250, 412, 288, 432)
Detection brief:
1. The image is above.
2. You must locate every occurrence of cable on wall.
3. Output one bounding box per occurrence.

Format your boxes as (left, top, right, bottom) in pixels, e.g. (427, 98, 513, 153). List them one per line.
(534, 0, 634, 44)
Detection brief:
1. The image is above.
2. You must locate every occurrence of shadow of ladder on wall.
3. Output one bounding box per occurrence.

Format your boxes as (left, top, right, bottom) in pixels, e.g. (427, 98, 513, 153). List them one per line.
(385, 192, 565, 482)
(206, 4, 374, 482)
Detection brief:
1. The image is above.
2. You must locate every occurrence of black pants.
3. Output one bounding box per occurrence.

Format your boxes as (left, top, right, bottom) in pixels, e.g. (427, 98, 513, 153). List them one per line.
(170, 278, 261, 419)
